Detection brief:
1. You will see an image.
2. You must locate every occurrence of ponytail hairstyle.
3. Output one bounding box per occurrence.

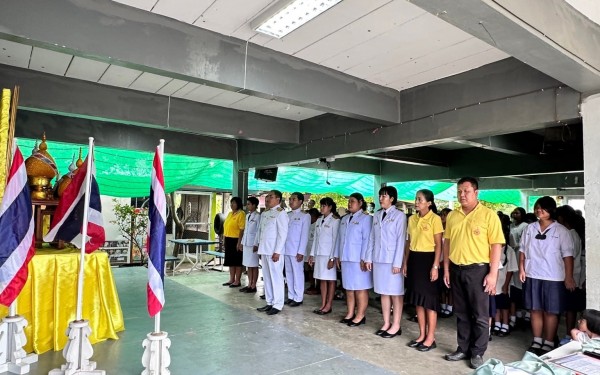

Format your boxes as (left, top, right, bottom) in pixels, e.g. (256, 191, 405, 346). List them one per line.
(349, 192, 367, 211)
(416, 189, 438, 214)
(320, 197, 338, 218)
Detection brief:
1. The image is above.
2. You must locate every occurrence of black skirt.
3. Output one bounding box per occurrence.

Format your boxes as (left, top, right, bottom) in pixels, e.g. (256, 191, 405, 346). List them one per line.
(223, 237, 242, 267)
(405, 251, 440, 312)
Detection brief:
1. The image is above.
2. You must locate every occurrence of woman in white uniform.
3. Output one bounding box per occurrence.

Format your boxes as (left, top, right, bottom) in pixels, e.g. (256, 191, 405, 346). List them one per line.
(240, 197, 260, 293)
(335, 193, 373, 326)
(365, 186, 407, 338)
(308, 197, 340, 315)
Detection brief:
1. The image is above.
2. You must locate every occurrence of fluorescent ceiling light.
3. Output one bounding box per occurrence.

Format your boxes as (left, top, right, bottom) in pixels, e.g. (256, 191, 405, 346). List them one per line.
(253, 0, 343, 39)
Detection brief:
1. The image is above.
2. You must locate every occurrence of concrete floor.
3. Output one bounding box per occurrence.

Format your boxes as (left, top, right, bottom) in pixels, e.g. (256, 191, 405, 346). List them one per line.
(26, 265, 533, 374)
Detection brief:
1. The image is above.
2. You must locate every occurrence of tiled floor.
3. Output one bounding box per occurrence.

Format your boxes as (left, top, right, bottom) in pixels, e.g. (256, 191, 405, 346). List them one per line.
(27, 266, 535, 374)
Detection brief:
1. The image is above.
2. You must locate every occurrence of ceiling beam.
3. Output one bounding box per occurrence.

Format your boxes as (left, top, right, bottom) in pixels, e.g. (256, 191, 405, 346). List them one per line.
(240, 59, 581, 169)
(455, 132, 546, 156)
(0, 0, 399, 124)
(410, 0, 600, 93)
(14, 110, 236, 160)
(359, 147, 450, 167)
(0, 64, 298, 143)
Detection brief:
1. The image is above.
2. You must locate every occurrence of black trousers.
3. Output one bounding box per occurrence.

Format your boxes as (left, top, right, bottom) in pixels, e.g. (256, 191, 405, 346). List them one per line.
(450, 263, 490, 356)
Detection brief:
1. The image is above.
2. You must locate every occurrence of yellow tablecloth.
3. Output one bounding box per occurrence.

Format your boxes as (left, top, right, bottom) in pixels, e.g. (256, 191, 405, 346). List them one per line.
(0, 249, 125, 354)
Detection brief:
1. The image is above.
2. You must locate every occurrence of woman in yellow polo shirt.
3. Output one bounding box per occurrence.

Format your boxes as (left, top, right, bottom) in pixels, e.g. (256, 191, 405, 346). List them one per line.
(222, 196, 246, 288)
(402, 189, 443, 352)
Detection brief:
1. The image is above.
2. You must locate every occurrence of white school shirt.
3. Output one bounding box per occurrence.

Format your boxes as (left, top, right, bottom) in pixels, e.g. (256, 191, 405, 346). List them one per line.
(509, 221, 528, 249)
(570, 229, 584, 288)
(309, 214, 340, 258)
(520, 221, 574, 281)
(496, 245, 518, 295)
(255, 206, 289, 256)
(284, 208, 311, 256)
(365, 206, 407, 267)
(334, 210, 372, 262)
(241, 211, 260, 247)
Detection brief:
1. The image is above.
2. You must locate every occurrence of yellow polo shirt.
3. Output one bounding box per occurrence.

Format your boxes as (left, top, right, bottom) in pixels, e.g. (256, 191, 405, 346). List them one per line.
(223, 211, 246, 238)
(444, 203, 504, 265)
(407, 211, 444, 252)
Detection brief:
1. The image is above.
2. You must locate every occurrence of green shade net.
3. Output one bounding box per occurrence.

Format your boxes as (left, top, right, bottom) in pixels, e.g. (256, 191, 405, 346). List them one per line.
(249, 166, 374, 197)
(389, 181, 522, 206)
(19, 138, 232, 197)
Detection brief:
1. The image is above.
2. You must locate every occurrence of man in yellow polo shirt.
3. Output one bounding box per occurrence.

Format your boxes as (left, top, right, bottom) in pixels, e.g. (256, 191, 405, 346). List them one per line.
(442, 177, 504, 370)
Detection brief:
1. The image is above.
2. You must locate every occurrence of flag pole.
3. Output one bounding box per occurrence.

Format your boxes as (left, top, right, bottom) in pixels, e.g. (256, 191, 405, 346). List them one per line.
(154, 139, 164, 335)
(7, 139, 17, 319)
(76, 137, 94, 321)
(50, 137, 105, 374)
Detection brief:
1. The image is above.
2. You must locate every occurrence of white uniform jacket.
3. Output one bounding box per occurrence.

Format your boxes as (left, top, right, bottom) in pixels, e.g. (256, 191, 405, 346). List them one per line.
(365, 206, 407, 267)
(334, 210, 372, 262)
(309, 214, 340, 259)
(241, 211, 260, 247)
(284, 208, 311, 256)
(255, 207, 289, 256)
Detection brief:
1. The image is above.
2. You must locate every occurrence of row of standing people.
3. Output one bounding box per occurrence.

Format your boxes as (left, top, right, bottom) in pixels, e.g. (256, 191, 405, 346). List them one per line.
(220, 177, 580, 371)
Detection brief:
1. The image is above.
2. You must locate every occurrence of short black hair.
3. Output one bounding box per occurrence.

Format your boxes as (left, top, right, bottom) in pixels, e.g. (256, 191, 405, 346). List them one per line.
(270, 190, 283, 202)
(534, 196, 557, 220)
(457, 176, 479, 190)
(349, 192, 367, 211)
(307, 208, 320, 218)
(290, 192, 304, 203)
(378, 186, 398, 205)
(583, 309, 600, 335)
(230, 196, 243, 210)
(246, 196, 259, 207)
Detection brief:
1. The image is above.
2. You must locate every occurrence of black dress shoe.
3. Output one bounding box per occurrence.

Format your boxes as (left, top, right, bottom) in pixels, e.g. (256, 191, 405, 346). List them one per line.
(229, 283, 241, 288)
(316, 309, 332, 315)
(239, 286, 249, 292)
(347, 317, 366, 327)
(407, 339, 423, 348)
(222, 282, 232, 286)
(380, 328, 401, 338)
(469, 355, 484, 369)
(288, 301, 303, 307)
(416, 341, 436, 352)
(339, 316, 354, 324)
(284, 299, 293, 305)
(266, 308, 281, 315)
(445, 349, 469, 361)
(374, 329, 387, 336)
(260, 294, 266, 299)
(245, 287, 257, 293)
(256, 305, 273, 312)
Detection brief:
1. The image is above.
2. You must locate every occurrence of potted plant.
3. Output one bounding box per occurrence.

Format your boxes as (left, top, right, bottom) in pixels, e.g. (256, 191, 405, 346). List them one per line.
(111, 199, 149, 264)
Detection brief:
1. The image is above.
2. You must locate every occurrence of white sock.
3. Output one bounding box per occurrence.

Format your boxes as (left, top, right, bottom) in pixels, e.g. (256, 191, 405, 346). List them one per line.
(532, 337, 543, 347)
(488, 327, 492, 335)
(510, 316, 516, 323)
(441, 303, 447, 310)
(501, 323, 509, 331)
(447, 305, 453, 312)
(516, 311, 523, 319)
(543, 340, 554, 348)
(494, 322, 501, 329)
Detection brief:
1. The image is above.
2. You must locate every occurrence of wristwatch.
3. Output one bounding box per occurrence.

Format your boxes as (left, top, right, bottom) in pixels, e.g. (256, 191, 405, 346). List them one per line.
(432, 265, 439, 270)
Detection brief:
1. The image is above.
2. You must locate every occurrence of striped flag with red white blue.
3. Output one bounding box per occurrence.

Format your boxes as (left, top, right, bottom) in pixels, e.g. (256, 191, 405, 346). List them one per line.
(0, 146, 35, 306)
(147, 147, 166, 317)
(43, 153, 105, 253)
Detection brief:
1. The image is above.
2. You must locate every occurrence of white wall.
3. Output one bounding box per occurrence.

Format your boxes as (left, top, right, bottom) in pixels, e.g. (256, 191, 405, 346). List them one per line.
(567, 0, 600, 25)
(101, 196, 129, 241)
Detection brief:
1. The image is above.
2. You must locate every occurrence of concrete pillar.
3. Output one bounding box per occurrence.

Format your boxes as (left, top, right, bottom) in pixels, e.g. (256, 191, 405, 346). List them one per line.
(232, 166, 249, 201)
(582, 93, 600, 307)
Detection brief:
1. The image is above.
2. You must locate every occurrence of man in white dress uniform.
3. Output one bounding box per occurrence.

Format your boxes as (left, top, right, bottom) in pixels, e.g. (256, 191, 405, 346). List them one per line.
(284, 192, 311, 307)
(255, 190, 289, 315)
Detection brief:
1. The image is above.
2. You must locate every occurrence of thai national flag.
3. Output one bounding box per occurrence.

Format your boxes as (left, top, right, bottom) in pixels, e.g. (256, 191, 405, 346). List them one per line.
(43, 153, 105, 253)
(147, 147, 166, 317)
(0, 146, 35, 306)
